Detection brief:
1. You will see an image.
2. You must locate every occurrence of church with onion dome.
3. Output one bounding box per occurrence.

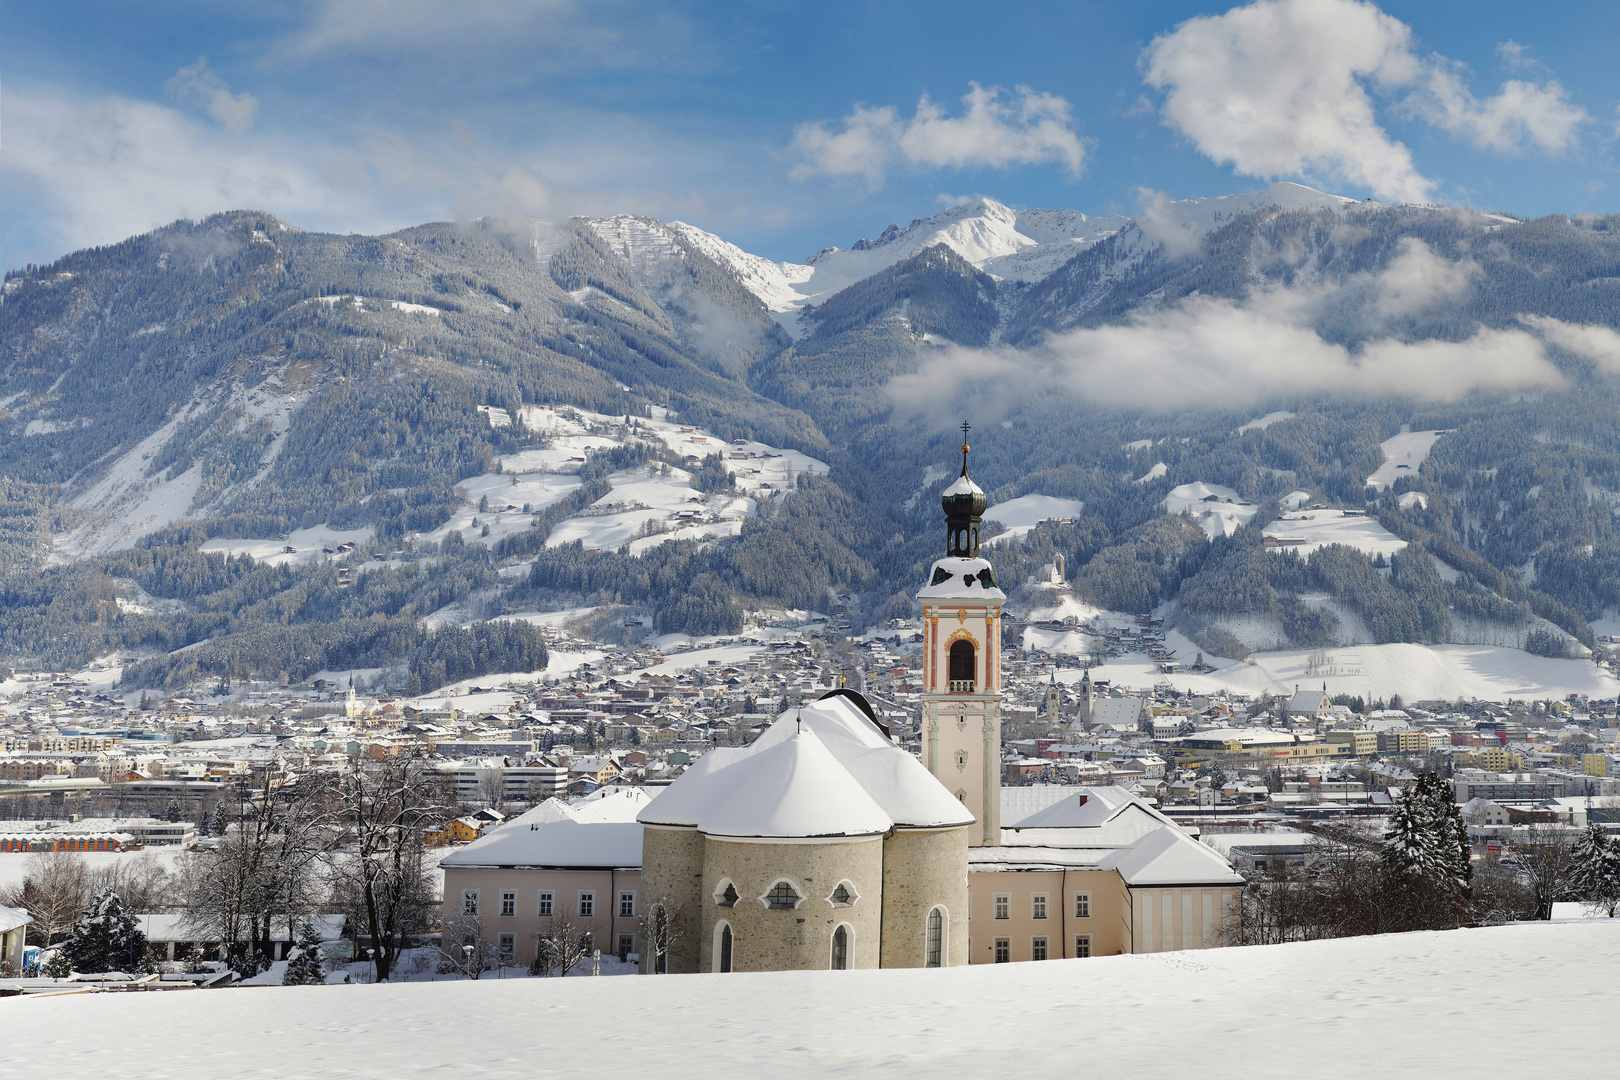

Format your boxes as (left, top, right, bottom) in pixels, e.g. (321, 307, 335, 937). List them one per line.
(440, 427, 1244, 975)
(629, 426, 1244, 974)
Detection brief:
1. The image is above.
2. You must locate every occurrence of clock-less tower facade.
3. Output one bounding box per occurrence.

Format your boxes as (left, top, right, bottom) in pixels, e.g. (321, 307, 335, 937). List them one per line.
(918, 425, 1004, 848)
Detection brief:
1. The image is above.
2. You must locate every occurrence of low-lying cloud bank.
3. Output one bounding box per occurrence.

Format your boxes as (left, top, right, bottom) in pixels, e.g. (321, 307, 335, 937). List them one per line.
(887, 241, 1620, 420)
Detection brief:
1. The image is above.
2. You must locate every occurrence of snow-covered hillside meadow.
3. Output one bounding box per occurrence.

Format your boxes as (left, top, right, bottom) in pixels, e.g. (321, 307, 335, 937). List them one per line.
(192, 405, 829, 564)
(1366, 429, 1448, 492)
(1071, 638, 1620, 703)
(1262, 508, 1408, 558)
(1164, 482, 1260, 538)
(9, 921, 1616, 1080)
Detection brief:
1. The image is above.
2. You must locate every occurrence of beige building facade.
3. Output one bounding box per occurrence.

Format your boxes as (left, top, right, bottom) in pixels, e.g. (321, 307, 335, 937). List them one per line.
(636, 693, 975, 974)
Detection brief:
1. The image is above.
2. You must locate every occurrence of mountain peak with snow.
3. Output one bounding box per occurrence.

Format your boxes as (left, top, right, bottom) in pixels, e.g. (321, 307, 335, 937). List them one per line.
(662, 182, 1376, 336)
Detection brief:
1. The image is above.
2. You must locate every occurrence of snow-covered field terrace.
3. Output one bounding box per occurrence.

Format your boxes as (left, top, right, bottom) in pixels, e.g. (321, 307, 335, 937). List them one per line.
(11, 921, 1617, 1079)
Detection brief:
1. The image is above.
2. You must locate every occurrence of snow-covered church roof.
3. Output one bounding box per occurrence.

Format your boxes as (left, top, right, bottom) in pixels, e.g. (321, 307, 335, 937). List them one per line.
(638, 695, 975, 838)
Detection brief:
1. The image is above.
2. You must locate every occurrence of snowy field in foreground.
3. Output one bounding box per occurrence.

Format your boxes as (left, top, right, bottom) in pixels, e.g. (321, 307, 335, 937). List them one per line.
(7, 921, 1616, 1079)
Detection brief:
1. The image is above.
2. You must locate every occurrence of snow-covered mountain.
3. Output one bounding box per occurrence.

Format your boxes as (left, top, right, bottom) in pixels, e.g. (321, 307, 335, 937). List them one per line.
(662, 181, 1364, 336)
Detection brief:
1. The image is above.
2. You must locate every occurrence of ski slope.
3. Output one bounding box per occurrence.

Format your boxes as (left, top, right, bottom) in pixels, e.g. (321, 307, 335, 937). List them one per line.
(10, 921, 1616, 1080)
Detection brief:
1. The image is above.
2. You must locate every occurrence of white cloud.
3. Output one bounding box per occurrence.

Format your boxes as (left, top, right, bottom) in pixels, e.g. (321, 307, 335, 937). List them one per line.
(166, 58, 259, 133)
(1134, 188, 1205, 259)
(1141, 0, 1430, 203)
(1414, 64, 1587, 154)
(1519, 315, 1620, 372)
(278, 0, 679, 73)
(887, 244, 1569, 418)
(790, 84, 1086, 189)
(1, 87, 358, 257)
(1141, 0, 1589, 202)
(789, 105, 901, 188)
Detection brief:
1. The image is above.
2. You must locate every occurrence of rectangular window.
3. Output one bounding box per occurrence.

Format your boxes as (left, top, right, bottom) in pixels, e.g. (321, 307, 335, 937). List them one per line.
(617, 934, 635, 959)
(1031, 937, 1048, 962)
(579, 891, 595, 918)
(538, 890, 554, 917)
(497, 932, 515, 954)
(1032, 894, 1048, 920)
(581, 931, 594, 954)
(500, 890, 516, 917)
(461, 889, 479, 917)
(1075, 935, 1092, 958)
(993, 894, 1010, 920)
(619, 891, 636, 919)
(993, 938, 1010, 963)
(1074, 893, 1091, 919)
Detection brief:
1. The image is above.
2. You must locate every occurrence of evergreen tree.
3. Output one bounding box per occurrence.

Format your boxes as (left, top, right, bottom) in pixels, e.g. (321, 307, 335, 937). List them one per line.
(165, 798, 182, 823)
(1569, 822, 1620, 917)
(211, 802, 230, 837)
(60, 888, 150, 974)
(282, 923, 328, 985)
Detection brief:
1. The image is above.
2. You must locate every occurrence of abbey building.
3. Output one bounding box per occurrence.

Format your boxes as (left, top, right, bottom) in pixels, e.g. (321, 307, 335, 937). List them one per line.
(441, 430, 1243, 974)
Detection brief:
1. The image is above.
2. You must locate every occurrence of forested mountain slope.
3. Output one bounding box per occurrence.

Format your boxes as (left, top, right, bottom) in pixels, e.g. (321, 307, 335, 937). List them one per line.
(4, 193, 1620, 690)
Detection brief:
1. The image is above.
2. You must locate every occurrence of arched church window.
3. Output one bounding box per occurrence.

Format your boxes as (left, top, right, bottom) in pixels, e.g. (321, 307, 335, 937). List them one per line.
(831, 924, 850, 970)
(715, 921, 733, 973)
(948, 640, 975, 692)
(829, 882, 855, 906)
(715, 880, 738, 907)
(925, 907, 945, 967)
(765, 880, 801, 909)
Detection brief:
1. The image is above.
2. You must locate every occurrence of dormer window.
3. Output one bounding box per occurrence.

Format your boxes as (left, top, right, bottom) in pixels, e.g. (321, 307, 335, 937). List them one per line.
(715, 881, 739, 907)
(765, 881, 801, 909)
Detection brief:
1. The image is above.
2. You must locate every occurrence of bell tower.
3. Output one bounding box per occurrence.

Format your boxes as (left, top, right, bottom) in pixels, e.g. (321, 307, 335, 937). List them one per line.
(918, 424, 1004, 847)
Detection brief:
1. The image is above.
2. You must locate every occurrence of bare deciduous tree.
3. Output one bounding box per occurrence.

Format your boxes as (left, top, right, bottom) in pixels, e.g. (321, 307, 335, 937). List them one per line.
(328, 753, 451, 982)
(533, 904, 596, 978)
(637, 896, 685, 974)
(182, 771, 333, 969)
(1, 849, 90, 944)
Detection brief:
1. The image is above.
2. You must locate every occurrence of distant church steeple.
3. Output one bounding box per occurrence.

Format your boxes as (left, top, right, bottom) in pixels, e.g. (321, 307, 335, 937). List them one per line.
(942, 421, 987, 558)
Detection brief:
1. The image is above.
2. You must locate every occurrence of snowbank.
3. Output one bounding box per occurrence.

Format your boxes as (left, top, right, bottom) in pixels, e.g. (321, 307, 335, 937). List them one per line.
(11, 921, 1618, 1079)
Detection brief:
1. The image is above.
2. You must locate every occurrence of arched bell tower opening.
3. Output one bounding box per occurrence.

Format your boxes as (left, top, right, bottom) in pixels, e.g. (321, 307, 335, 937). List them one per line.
(918, 422, 1004, 847)
(948, 640, 976, 692)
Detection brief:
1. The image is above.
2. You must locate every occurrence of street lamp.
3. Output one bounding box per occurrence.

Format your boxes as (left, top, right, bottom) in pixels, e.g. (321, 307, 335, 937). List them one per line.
(463, 943, 474, 979)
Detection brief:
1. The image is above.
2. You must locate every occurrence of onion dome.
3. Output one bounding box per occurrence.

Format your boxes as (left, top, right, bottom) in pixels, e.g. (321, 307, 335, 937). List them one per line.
(941, 421, 986, 557)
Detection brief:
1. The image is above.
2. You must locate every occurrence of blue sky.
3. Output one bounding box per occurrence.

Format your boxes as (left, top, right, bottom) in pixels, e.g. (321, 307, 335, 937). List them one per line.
(3, 0, 1617, 270)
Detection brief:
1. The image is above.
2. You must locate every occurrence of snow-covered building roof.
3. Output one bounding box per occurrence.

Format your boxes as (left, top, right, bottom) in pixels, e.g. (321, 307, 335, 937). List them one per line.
(1101, 825, 1244, 887)
(0, 904, 31, 934)
(917, 556, 1006, 600)
(978, 784, 1242, 887)
(440, 792, 645, 871)
(697, 729, 891, 840)
(638, 695, 974, 839)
